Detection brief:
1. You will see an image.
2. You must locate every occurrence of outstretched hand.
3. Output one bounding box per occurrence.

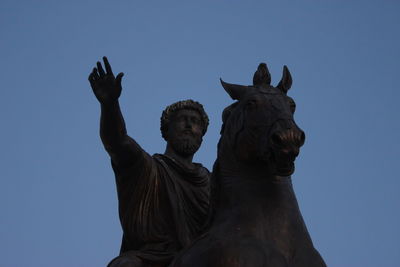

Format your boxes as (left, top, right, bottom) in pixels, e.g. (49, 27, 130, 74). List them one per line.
(88, 57, 124, 105)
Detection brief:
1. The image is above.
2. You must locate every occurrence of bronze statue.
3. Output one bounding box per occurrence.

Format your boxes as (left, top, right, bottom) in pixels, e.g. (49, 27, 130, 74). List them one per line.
(88, 57, 211, 267)
(170, 63, 326, 267)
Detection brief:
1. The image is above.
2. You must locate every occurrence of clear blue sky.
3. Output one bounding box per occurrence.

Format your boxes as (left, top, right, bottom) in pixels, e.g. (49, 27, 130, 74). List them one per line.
(1, 1, 399, 266)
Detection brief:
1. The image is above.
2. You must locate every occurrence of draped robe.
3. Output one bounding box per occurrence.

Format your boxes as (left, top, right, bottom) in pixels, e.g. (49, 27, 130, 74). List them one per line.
(109, 150, 210, 265)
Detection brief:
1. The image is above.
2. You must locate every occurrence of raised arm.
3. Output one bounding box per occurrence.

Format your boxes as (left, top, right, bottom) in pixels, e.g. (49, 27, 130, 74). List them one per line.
(88, 57, 143, 166)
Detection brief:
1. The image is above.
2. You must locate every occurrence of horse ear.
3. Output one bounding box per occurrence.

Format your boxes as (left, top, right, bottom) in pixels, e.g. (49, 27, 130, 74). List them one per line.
(220, 79, 248, 100)
(277, 65, 292, 94)
(253, 63, 271, 87)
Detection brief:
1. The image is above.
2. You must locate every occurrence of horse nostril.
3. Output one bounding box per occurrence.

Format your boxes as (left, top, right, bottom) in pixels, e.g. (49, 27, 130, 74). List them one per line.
(271, 133, 283, 147)
(299, 130, 305, 146)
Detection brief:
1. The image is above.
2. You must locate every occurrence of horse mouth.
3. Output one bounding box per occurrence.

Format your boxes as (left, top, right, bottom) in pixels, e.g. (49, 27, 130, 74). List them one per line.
(275, 161, 295, 176)
(269, 150, 295, 176)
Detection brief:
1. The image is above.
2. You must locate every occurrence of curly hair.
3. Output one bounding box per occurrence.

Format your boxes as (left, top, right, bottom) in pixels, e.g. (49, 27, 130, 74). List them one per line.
(161, 99, 209, 141)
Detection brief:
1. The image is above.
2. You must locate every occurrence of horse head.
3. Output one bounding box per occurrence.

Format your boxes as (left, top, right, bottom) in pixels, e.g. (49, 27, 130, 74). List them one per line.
(219, 63, 305, 176)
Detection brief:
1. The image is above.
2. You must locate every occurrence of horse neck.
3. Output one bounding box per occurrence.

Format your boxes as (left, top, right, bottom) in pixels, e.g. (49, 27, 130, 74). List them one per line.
(215, 148, 299, 216)
(212, 154, 316, 259)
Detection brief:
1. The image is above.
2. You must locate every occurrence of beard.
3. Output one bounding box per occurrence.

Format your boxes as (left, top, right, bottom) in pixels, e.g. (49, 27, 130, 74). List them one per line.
(169, 132, 202, 157)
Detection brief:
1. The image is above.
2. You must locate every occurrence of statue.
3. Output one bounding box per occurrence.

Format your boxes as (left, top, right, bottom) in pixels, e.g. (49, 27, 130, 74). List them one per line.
(88, 57, 211, 267)
(170, 63, 326, 267)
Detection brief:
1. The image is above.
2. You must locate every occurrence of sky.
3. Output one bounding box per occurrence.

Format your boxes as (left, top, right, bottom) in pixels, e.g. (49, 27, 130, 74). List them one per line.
(1, 0, 399, 266)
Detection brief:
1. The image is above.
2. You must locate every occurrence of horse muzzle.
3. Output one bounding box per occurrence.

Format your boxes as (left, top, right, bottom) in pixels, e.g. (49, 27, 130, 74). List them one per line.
(269, 128, 305, 176)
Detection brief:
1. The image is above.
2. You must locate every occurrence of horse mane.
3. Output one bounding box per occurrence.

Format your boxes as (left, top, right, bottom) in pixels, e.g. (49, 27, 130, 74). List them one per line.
(219, 102, 238, 135)
(204, 101, 241, 228)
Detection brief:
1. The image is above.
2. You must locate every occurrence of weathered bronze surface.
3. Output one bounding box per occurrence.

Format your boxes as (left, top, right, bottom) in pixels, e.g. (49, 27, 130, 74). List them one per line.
(89, 57, 211, 267)
(170, 63, 326, 267)
(89, 58, 325, 266)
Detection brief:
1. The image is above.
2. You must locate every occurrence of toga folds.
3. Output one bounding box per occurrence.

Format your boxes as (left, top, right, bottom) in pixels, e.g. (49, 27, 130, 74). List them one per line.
(110, 146, 210, 264)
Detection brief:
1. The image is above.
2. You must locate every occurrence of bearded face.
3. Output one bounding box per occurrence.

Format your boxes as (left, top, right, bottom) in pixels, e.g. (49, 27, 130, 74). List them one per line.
(166, 109, 204, 157)
(169, 131, 202, 156)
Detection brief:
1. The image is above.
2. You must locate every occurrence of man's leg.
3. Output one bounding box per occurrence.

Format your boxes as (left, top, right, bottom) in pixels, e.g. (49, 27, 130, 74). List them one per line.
(107, 254, 147, 267)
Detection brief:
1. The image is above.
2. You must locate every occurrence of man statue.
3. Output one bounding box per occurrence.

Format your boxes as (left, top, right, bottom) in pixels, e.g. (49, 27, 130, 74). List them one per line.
(88, 57, 211, 267)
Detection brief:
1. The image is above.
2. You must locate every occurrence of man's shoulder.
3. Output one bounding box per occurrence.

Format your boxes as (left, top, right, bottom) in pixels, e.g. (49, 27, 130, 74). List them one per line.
(111, 149, 154, 175)
(153, 154, 209, 172)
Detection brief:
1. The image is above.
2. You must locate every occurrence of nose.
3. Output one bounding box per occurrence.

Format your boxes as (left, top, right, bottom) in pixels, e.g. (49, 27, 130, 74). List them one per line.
(271, 128, 305, 147)
(271, 128, 305, 159)
(184, 118, 193, 129)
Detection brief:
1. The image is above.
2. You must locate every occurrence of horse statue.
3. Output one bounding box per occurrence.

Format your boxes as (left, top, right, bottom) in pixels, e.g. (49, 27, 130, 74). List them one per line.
(170, 63, 326, 267)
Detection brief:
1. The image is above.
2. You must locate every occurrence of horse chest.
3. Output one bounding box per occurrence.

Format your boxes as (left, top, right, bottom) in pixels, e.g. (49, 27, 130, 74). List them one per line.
(211, 211, 296, 259)
(209, 180, 309, 260)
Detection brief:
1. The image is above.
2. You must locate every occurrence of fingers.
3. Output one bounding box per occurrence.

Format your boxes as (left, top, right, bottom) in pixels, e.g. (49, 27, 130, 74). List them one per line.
(88, 68, 99, 87)
(97, 61, 105, 76)
(116, 72, 124, 87)
(89, 57, 116, 85)
(88, 68, 99, 81)
(92, 67, 99, 79)
(103, 56, 113, 75)
(88, 73, 94, 86)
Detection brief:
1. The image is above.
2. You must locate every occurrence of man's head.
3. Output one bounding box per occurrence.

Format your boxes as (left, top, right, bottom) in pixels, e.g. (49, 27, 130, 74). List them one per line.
(161, 100, 209, 156)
